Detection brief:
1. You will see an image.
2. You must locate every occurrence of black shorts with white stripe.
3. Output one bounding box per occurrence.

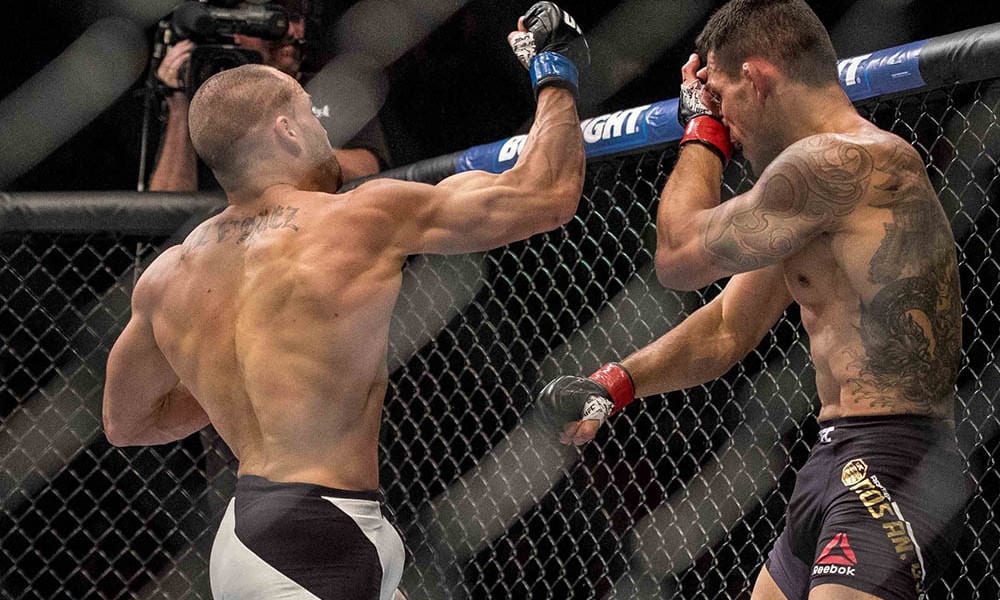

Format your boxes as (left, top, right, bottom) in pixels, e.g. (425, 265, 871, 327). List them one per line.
(210, 475, 405, 600)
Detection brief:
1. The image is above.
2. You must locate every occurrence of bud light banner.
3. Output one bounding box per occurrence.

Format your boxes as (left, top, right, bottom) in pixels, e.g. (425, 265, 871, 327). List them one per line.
(455, 100, 686, 174)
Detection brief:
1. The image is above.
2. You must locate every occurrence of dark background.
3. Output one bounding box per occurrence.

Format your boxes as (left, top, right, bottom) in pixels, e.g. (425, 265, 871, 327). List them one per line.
(2, 0, 999, 191)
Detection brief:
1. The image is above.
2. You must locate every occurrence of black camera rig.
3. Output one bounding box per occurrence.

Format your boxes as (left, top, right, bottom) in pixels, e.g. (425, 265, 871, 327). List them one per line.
(169, 0, 291, 97)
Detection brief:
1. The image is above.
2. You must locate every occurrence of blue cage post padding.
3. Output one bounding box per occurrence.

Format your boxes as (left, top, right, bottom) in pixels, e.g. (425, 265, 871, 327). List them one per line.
(362, 22, 1000, 185)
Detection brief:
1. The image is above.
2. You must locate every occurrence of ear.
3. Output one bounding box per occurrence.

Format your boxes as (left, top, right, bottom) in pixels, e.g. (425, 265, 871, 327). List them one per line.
(742, 58, 778, 101)
(273, 114, 301, 155)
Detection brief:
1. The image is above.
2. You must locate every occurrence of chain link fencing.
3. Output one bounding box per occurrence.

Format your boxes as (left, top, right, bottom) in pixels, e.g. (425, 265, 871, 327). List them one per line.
(2, 78, 999, 599)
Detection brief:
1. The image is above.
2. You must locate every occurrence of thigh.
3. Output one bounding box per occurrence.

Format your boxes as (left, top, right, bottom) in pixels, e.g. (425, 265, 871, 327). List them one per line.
(751, 565, 790, 600)
(810, 583, 886, 600)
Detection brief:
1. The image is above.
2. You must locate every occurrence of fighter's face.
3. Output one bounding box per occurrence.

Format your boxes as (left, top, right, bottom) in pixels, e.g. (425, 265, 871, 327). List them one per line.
(701, 52, 778, 175)
(295, 91, 341, 190)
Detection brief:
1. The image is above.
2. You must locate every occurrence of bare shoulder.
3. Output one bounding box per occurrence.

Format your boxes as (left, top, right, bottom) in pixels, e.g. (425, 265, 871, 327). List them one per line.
(748, 131, 878, 220)
(324, 178, 438, 231)
(766, 128, 931, 210)
(132, 245, 184, 311)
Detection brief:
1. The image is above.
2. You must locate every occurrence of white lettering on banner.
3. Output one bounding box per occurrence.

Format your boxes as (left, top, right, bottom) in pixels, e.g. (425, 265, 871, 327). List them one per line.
(311, 104, 331, 119)
(581, 105, 649, 144)
(498, 104, 651, 163)
(838, 54, 872, 86)
(498, 135, 528, 162)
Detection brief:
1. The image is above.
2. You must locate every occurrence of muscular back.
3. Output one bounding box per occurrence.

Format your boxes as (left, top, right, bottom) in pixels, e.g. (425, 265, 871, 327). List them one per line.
(704, 123, 961, 419)
(141, 188, 405, 489)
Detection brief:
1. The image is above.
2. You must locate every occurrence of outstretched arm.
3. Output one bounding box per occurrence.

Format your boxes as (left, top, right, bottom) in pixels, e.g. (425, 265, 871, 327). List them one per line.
(388, 85, 585, 255)
(103, 253, 210, 446)
(353, 3, 587, 256)
(542, 266, 792, 445)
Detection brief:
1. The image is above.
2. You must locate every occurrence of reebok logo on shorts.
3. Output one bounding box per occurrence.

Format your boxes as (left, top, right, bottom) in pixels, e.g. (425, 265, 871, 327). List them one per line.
(813, 533, 857, 576)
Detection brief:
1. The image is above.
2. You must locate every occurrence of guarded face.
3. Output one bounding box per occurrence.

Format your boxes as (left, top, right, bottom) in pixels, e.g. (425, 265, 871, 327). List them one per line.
(234, 15, 306, 77)
(700, 52, 777, 174)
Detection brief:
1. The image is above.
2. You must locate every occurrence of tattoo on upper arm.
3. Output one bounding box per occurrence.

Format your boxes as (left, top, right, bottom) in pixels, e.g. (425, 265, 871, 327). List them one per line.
(703, 137, 873, 271)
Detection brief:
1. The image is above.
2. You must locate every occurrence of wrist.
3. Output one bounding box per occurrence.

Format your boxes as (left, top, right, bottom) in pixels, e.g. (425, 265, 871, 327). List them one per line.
(589, 362, 635, 415)
(680, 115, 733, 165)
(529, 51, 579, 98)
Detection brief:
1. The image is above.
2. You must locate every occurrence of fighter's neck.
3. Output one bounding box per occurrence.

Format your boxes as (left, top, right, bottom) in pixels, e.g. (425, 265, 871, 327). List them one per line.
(773, 84, 862, 145)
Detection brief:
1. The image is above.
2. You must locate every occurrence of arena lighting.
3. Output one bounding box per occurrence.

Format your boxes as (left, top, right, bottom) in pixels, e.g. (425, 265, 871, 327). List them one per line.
(0, 18, 147, 188)
(5, 18, 1000, 600)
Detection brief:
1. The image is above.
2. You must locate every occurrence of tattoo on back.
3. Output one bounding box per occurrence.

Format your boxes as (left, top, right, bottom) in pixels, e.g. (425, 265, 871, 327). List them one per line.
(214, 205, 300, 244)
(848, 143, 961, 414)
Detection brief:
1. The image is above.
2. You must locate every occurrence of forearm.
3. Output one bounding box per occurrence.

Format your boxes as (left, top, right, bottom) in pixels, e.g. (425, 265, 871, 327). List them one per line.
(149, 94, 198, 192)
(621, 300, 742, 398)
(106, 383, 210, 446)
(655, 145, 727, 287)
(505, 87, 586, 219)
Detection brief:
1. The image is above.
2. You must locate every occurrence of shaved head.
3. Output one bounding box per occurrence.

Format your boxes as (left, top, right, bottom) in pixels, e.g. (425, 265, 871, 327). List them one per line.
(189, 65, 302, 181)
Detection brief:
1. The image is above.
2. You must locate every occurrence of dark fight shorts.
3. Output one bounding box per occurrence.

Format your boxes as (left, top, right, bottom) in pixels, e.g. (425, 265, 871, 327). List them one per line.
(765, 415, 972, 600)
(210, 475, 405, 600)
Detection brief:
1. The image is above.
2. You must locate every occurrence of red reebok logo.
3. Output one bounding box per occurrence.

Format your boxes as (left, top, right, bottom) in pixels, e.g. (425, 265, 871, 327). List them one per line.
(816, 533, 857, 566)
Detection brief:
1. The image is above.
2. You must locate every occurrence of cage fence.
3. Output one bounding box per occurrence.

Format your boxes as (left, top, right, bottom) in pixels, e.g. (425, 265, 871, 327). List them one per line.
(3, 60, 1000, 600)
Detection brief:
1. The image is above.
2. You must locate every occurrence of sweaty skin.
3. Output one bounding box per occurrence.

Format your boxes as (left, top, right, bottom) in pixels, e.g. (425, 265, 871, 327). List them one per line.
(104, 73, 585, 491)
(560, 51, 960, 449)
(646, 51, 961, 424)
(704, 126, 961, 420)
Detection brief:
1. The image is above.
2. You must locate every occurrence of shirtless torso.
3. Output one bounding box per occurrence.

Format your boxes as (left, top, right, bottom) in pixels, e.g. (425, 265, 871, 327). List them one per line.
(717, 123, 961, 421)
(103, 75, 586, 492)
(134, 188, 406, 490)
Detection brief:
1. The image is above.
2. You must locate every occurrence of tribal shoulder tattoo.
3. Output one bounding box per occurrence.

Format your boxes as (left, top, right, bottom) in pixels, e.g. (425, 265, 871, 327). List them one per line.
(703, 135, 873, 272)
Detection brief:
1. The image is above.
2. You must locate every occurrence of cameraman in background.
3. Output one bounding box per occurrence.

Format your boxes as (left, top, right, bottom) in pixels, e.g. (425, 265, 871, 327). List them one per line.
(149, 0, 388, 191)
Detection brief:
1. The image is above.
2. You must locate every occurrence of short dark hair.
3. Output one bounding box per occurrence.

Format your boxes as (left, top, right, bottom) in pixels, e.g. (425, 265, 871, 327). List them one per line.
(695, 0, 838, 86)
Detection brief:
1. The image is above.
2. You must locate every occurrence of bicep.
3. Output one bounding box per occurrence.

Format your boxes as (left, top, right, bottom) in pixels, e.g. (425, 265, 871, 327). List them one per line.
(104, 313, 179, 411)
(103, 261, 180, 425)
(701, 135, 874, 274)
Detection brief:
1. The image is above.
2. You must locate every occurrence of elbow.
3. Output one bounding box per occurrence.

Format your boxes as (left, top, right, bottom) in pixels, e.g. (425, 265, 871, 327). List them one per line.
(537, 185, 583, 232)
(551, 180, 584, 226)
(103, 419, 133, 447)
(655, 246, 703, 291)
(102, 397, 138, 447)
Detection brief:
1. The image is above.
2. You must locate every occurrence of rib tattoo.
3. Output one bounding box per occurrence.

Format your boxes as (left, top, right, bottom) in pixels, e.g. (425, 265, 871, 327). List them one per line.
(849, 142, 961, 414)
